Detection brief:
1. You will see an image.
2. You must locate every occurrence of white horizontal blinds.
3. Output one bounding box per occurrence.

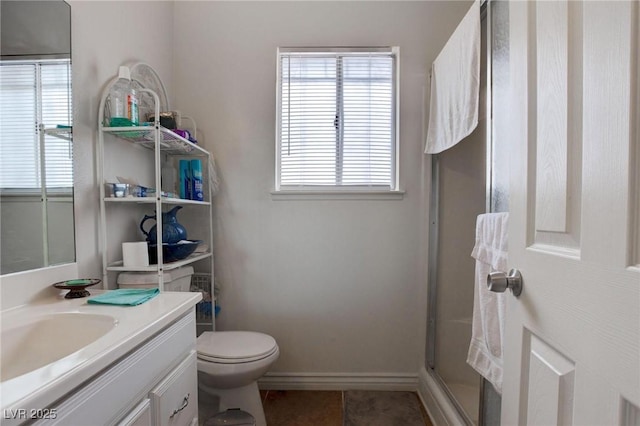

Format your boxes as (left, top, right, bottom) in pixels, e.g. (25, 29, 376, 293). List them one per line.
(0, 63, 39, 189)
(279, 49, 395, 188)
(281, 55, 338, 186)
(341, 55, 393, 186)
(41, 62, 73, 189)
(0, 59, 72, 190)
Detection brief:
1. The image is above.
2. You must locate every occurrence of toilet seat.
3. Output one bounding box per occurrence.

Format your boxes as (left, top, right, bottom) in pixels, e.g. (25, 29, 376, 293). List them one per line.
(197, 331, 278, 364)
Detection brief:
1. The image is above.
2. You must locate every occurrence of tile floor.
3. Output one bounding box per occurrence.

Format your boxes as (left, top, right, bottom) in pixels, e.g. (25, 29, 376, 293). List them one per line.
(199, 389, 433, 426)
(260, 390, 433, 426)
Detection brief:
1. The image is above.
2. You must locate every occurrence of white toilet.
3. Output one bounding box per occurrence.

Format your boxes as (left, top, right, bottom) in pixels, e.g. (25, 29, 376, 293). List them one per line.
(197, 331, 279, 426)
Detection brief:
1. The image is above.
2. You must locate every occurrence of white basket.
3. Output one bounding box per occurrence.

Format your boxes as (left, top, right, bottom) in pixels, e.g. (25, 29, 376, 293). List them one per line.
(191, 273, 218, 321)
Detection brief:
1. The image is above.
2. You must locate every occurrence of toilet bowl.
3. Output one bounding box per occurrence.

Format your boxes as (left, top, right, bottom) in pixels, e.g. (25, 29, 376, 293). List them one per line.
(197, 331, 279, 426)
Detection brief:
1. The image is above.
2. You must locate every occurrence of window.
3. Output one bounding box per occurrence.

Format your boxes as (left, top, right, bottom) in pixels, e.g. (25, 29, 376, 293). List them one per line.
(276, 47, 398, 192)
(0, 59, 73, 191)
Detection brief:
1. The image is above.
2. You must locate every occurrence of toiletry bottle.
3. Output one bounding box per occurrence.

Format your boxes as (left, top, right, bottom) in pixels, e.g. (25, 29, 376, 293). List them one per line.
(179, 159, 191, 200)
(108, 66, 139, 127)
(190, 159, 204, 201)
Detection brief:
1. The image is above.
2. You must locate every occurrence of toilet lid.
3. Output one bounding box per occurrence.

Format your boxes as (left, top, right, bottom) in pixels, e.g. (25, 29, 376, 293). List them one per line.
(197, 331, 278, 363)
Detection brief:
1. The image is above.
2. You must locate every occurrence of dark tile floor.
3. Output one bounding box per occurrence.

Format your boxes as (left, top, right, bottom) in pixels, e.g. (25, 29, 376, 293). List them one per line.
(260, 390, 433, 426)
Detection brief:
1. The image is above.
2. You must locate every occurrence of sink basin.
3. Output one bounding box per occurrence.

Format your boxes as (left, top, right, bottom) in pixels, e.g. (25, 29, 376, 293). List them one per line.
(1, 313, 117, 381)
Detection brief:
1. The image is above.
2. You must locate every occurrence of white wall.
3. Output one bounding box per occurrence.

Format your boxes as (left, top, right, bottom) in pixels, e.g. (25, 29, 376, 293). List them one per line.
(172, 1, 470, 378)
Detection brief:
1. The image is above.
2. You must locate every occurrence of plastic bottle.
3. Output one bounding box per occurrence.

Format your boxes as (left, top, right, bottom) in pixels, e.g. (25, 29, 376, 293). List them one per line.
(190, 159, 204, 201)
(179, 159, 191, 200)
(108, 66, 139, 127)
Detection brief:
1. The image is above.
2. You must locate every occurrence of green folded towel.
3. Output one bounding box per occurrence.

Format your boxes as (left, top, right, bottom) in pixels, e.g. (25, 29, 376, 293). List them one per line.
(87, 288, 159, 306)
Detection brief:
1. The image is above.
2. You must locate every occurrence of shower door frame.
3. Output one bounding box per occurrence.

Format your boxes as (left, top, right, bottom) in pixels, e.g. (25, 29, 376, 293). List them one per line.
(425, 0, 503, 424)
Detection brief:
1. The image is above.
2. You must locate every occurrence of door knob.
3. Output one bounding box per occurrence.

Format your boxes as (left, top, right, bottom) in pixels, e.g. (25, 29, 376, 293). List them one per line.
(487, 269, 523, 297)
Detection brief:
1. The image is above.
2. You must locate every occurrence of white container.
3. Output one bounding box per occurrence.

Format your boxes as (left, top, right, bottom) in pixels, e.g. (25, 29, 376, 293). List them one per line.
(107, 66, 139, 126)
(117, 266, 194, 292)
(122, 242, 149, 267)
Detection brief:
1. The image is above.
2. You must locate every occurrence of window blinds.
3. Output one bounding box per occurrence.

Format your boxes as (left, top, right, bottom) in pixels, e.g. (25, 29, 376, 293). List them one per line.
(277, 48, 397, 190)
(0, 60, 72, 190)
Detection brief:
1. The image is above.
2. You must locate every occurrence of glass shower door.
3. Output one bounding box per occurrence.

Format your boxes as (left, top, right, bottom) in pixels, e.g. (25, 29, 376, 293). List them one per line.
(427, 10, 488, 421)
(426, 2, 510, 424)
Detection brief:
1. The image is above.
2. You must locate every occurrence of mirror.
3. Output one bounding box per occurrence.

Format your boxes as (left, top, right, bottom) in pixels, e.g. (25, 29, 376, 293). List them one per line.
(0, 1, 75, 275)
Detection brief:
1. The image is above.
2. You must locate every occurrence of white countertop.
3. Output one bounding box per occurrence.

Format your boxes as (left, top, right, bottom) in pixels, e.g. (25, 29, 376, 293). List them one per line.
(0, 290, 202, 414)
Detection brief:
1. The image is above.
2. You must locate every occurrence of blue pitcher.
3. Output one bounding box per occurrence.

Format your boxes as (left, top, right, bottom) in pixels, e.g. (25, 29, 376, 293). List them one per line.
(140, 206, 187, 245)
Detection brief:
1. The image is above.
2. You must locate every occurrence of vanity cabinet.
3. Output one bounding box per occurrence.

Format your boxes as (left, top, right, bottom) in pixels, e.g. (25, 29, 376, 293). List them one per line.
(97, 68, 215, 331)
(33, 311, 199, 426)
(118, 399, 152, 426)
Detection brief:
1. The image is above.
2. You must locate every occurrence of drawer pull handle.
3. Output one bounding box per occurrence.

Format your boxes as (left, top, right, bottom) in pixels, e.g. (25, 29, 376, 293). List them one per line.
(169, 393, 190, 419)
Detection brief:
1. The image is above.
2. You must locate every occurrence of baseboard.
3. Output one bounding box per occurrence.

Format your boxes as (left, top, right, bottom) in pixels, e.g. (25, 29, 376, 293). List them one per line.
(417, 367, 466, 426)
(258, 372, 418, 391)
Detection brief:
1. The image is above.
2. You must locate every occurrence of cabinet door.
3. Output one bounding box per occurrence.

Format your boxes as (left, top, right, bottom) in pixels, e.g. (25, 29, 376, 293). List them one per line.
(118, 399, 152, 426)
(150, 350, 198, 426)
(32, 313, 197, 426)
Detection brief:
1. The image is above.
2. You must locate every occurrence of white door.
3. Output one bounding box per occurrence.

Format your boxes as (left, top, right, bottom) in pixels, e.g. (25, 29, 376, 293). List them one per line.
(501, 1, 639, 425)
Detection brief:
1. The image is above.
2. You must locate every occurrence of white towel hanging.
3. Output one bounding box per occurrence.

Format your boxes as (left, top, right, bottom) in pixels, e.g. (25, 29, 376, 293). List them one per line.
(425, 0, 480, 154)
(467, 212, 509, 394)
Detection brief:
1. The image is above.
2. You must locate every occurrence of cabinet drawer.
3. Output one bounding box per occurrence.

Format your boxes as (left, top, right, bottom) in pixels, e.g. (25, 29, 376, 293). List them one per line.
(118, 399, 152, 426)
(150, 350, 198, 426)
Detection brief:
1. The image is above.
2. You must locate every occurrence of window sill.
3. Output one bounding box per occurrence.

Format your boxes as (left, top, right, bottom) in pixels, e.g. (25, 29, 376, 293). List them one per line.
(0, 191, 73, 201)
(270, 189, 405, 201)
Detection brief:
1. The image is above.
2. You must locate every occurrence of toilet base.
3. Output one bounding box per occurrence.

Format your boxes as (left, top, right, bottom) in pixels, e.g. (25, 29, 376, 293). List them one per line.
(199, 381, 266, 426)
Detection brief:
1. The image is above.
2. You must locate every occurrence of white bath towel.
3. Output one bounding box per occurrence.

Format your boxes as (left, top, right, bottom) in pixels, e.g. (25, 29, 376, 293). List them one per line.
(425, 0, 480, 154)
(467, 212, 509, 394)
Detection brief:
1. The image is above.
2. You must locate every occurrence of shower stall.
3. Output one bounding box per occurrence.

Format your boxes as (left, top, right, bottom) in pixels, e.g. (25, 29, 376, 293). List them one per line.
(425, 1, 509, 424)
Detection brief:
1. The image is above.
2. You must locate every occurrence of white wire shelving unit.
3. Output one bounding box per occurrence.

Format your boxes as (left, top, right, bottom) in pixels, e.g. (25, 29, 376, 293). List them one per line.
(96, 67, 215, 330)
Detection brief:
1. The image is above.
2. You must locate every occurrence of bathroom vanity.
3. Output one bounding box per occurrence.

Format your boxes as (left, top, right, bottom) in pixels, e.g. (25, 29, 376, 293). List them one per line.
(1, 291, 202, 426)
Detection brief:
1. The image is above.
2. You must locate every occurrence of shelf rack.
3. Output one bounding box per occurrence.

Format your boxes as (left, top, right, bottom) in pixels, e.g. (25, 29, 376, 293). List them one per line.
(104, 197, 211, 206)
(97, 68, 215, 331)
(44, 126, 73, 141)
(106, 252, 213, 272)
(101, 126, 209, 156)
